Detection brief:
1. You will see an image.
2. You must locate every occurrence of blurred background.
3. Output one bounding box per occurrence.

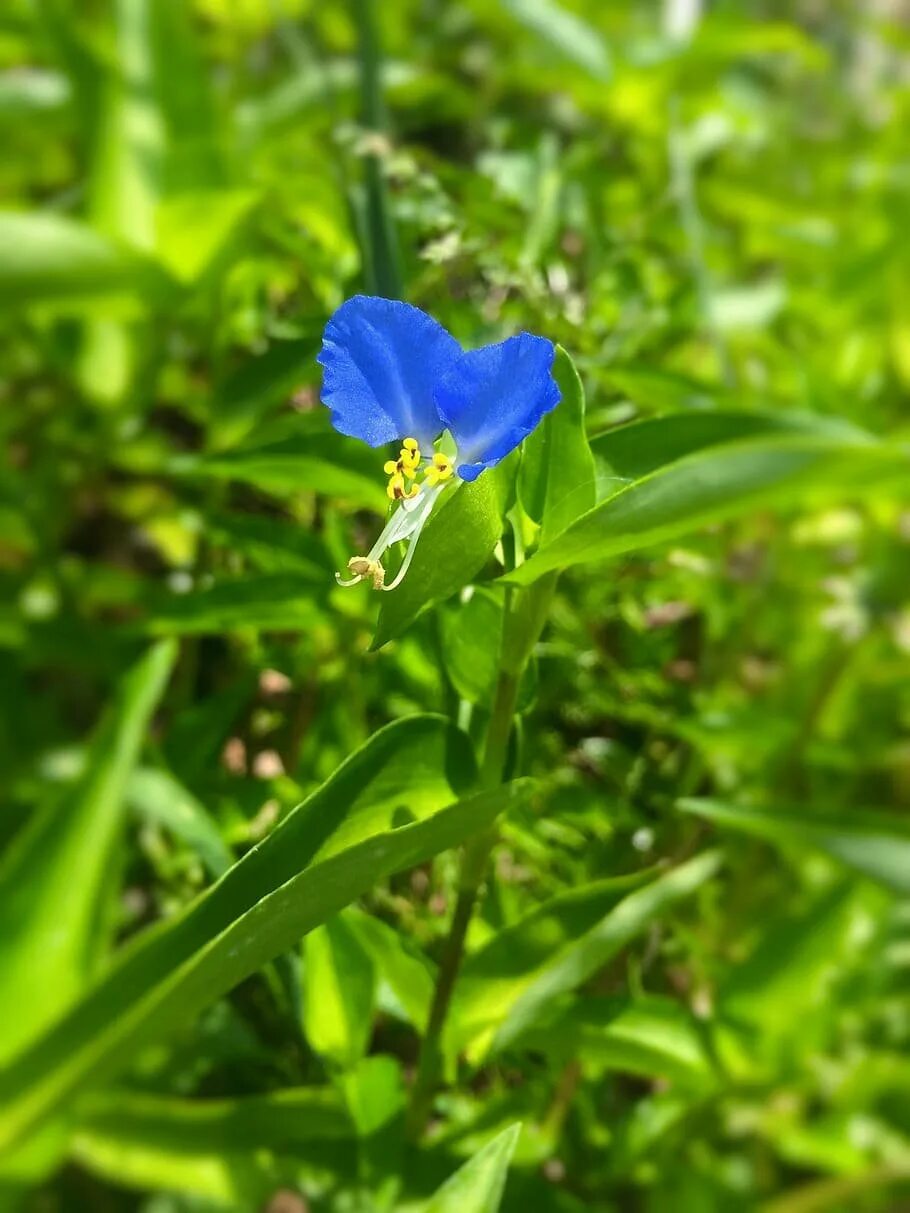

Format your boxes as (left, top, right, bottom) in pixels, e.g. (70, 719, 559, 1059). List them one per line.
(2, 0, 910, 1210)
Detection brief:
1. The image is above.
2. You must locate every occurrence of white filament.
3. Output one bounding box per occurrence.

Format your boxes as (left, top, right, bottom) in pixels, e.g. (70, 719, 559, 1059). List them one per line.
(336, 483, 445, 589)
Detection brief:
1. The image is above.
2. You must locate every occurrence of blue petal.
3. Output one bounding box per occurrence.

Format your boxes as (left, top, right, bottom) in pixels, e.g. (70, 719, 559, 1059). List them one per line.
(317, 295, 462, 448)
(433, 333, 561, 481)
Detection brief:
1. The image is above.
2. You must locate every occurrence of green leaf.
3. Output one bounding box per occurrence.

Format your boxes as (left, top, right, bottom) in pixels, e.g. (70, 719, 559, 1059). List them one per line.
(519, 346, 596, 545)
(351, 0, 402, 298)
(0, 211, 167, 311)
(344, 908, 436, 1029)
(175, 432, 386, 513)
(341, 1054, 405, 1138)
(0, 718, 529, 1150)
(0, 639, 176, 1065)
(440, 589, 504, 706)
(89, 0, 164, 255)
(143, 0, 227, 195)
(422, 1123, 521, 1213)
(206, 338, 318, 452)
(437, 575, 541, 718)
(679, 799, 910, 894)
(71, 1087, 355, 1206)
(453, 852, 722, 1061)
(78, 0, 230, 401)
(206, 512, 333, 577)
(520, 995, 714, 1091)
(602, 366, 728, 414)
(138, 573, 328, 637)
(718, 884, 881, 1038)
(127, 766, 233, 878)
(303, 914, 377, 1069)
(155, 189, 257, 285)
(445, 870, 651, 1061)
(372, 475, 504, 649)
(507, 428, 910, 585)
(498, 0, 611, 80)
(89, 0, 227, 256)
(591, 409, 871, 481)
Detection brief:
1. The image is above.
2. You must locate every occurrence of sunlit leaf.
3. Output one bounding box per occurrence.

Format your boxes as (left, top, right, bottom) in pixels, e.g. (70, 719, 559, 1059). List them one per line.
(0, 640, 176, 1063)
(72, 1088, 355, 1206)
(422, 1123, 521, 1213)
(520, 345, 596, 546)
(0, 212, 168, 311)
(680, 799, 910, 894)
(303, 914, 376, 1069)
(507, 429, 910, 585)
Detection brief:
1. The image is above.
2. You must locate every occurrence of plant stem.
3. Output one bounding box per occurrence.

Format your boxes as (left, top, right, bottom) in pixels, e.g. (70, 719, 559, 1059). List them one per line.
(407, 573, 557, 1138)
(479, 667, 520, 790)
(406, 664, 520, 1140)
(351, 0, 402, 299)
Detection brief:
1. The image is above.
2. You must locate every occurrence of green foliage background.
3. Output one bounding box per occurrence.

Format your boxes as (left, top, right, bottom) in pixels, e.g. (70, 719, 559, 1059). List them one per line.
(1, 1, 910, 1211)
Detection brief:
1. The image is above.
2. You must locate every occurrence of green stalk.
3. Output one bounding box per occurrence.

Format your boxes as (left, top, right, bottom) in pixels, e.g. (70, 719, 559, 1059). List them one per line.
(407, 577, 556, 1139)
(350, 0, 402, 299)
(406, 667, 519, 1140)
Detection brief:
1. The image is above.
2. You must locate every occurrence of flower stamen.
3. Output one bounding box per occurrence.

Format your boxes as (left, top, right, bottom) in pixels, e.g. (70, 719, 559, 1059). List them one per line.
(424, 452, 454, 486)
(335, 480, 445, 592)
(338, 556, 385, 589)
(384, 436, 423, 498)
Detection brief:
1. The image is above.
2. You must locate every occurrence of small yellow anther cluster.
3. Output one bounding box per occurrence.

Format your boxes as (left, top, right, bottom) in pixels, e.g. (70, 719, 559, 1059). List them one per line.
(424, 452, 454, 486)
(382, 438, 455, 500)
(384, 437, 422, 500)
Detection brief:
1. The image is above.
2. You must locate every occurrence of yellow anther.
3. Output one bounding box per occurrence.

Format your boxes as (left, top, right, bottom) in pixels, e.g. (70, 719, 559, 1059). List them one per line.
(399, 439, 421, 473)
(387, 471, 421, 501)
(424, 452, 454, 487)
(387, 472, 404, 500)
(383, 437, 422, 496)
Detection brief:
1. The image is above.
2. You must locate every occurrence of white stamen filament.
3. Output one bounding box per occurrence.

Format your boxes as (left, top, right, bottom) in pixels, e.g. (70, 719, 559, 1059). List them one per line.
(335, 483, 445, 590)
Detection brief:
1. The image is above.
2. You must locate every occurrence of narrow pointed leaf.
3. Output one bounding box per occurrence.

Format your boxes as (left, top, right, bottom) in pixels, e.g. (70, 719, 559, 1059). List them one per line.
(679, 798, 910, 894)
(0, 639, 176, 1064)
(506, 429, 910, 585)
(450, 852, 721, 1060)
(72, 1088, 355, 1206)
(423, 1123, 521, 1213)
(519, 345, 596, 544)
(445, 870, 651, 1061)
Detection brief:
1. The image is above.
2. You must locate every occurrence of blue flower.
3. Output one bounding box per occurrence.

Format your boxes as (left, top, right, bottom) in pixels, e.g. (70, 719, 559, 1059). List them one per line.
(318, 295, 461, 451)
(434, 332, 561, 482)
(317, 294, 561, 590)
